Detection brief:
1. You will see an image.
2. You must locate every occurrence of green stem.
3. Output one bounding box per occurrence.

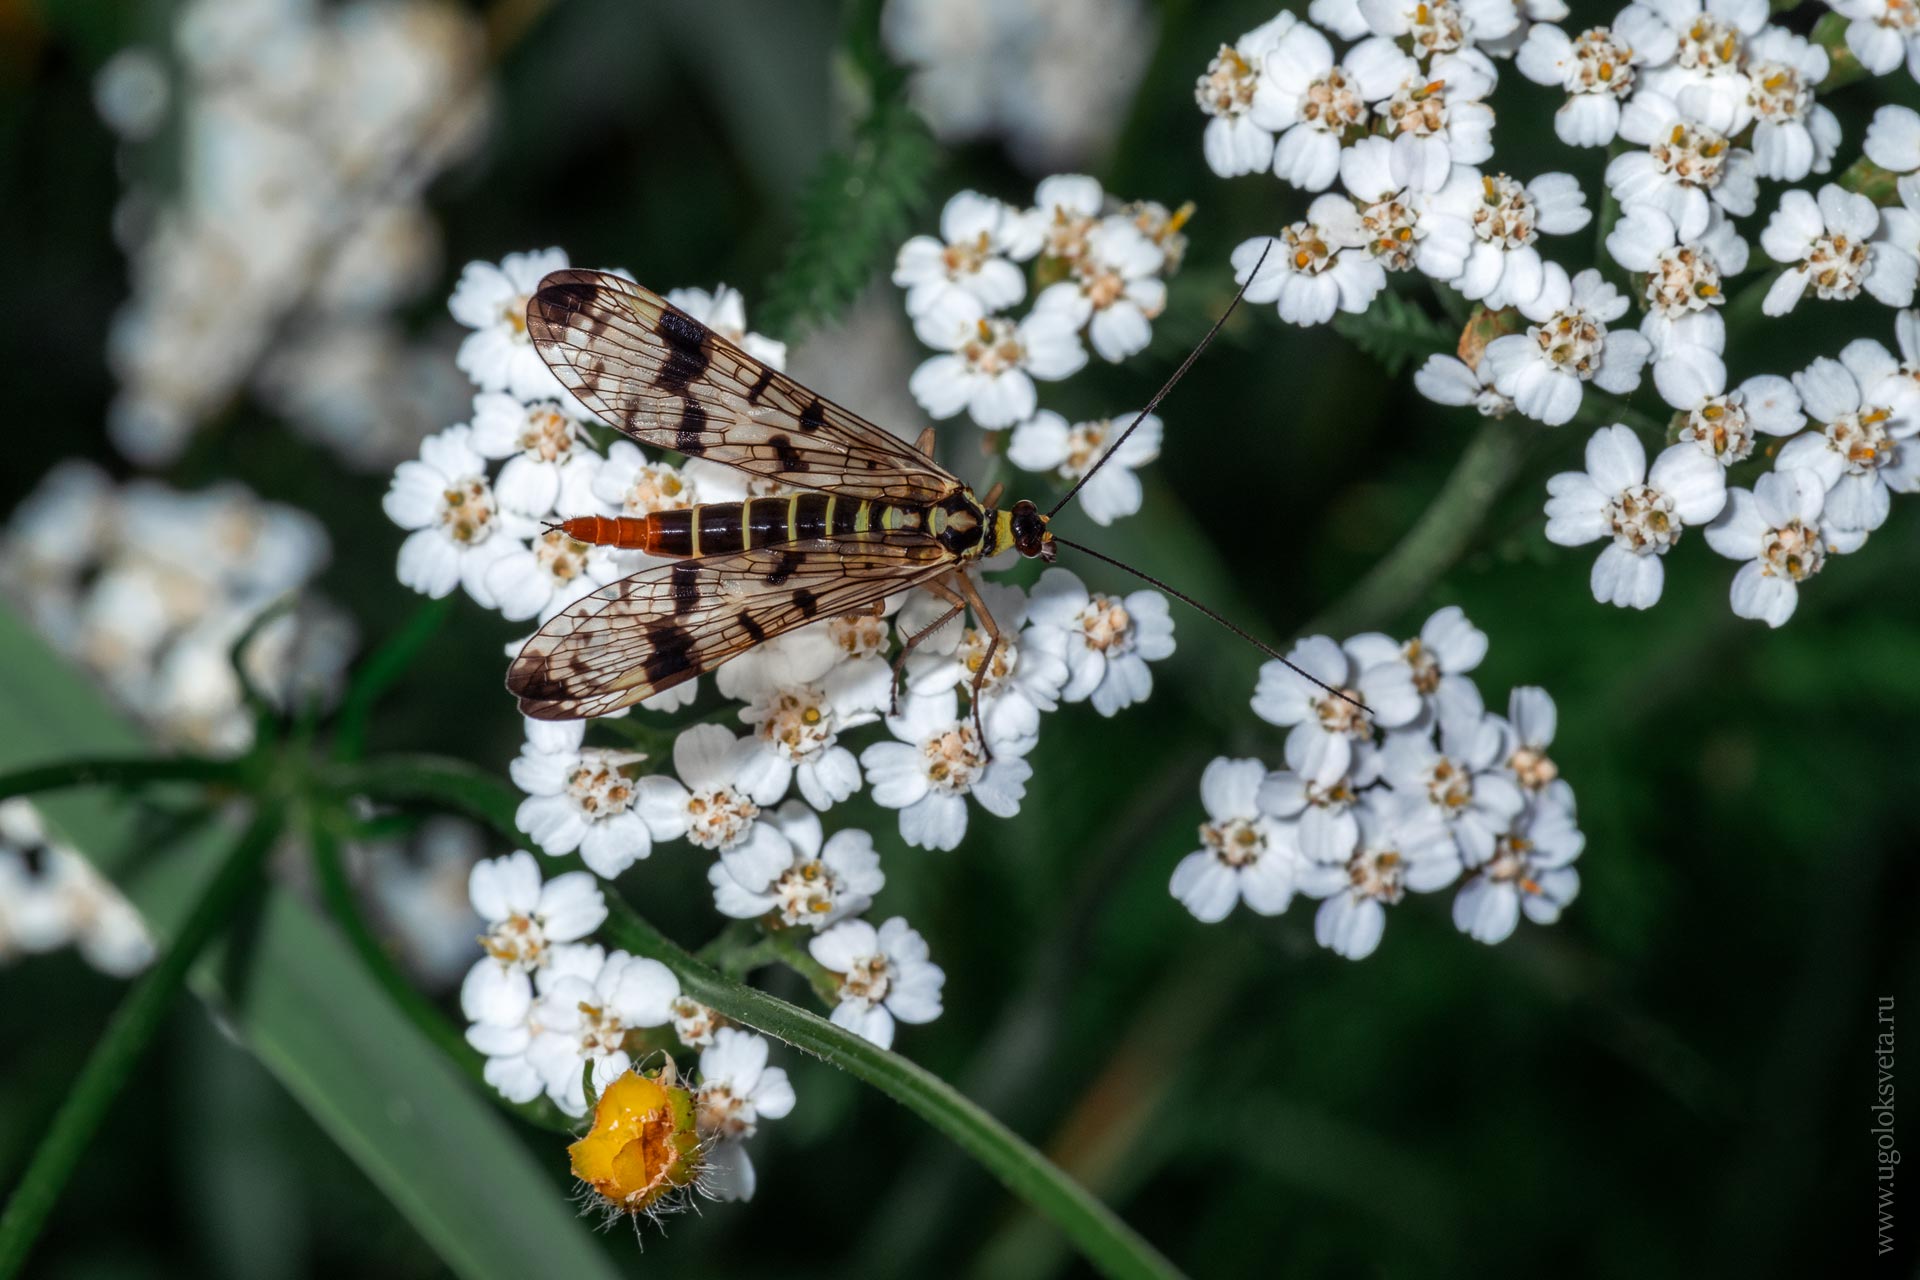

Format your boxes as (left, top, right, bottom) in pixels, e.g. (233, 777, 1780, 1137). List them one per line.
(0, 756, 247, 804)
(0, 805, 283, 1278)
(332, 753, 1179, 1280)
(331, 596, 454, 762)
(1305, 415, 1532, 637)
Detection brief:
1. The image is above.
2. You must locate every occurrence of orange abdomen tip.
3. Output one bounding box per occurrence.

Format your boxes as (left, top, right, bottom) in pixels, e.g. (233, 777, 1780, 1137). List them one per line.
(561, 515, 653, 550)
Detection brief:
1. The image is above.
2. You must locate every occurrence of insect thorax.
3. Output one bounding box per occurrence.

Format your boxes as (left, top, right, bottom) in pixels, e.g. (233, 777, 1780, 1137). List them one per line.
(931, 491, 994, 558)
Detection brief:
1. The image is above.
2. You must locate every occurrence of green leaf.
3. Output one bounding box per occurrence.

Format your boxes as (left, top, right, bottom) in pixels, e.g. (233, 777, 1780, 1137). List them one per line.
(0, 604, 620, 1280)
(1332, 289, 1454, 376)
(755, 89, 936, 341)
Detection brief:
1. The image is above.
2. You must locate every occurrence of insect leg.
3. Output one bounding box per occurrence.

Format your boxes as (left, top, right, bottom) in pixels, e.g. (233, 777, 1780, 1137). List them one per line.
(890, 576, 966, 716)
(950, 571, 1003, 757)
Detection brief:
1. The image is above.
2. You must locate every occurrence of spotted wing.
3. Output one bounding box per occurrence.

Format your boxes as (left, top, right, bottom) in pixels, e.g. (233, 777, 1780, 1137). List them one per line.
(526, 269, 959, 503)
(508, 534, 953, 719)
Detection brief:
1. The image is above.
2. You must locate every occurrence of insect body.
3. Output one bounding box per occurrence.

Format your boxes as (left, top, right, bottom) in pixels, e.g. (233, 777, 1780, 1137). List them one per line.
(509, 270, 1053, 723)
(507, 251, 1356, 729)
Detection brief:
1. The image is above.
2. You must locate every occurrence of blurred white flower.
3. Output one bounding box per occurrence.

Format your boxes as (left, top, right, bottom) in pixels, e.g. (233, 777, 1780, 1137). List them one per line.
(708, 802, 883, 928)
(1232, 196, 1388, 327)
(1760, 184, 1919, 316)
(1705, 470, 1865, 627)
(1170, 756, 1302, 923)
(809, 916, 946, 1049)
(1023, 567, 1174, 717)
(449, 248, 571, 402)
(459, 849, 606, 1028)
(1007, 410, 1161, 525)
(695, 1029, 797, 1202)
(1545, 424, 1728, 609)
(860, 687, 1033, 851)
(0, 801, 153, 977)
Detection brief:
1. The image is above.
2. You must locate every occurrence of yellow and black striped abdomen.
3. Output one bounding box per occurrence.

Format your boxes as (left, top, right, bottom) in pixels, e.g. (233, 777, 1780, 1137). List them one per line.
(560, 493, 929, 557)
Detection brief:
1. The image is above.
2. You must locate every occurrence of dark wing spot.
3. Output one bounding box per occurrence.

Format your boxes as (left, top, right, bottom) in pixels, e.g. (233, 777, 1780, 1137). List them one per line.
(797, 397, 828, 432)
(793, 588, 820, 618)
(740, 613, 768, 643)
(533, 277, 600, 319)
(657, 307, 711, 351)
(643, 623, 698, 685)
(746, 366, 776, 404)
(670, 562, 703, 614)
(765, 552, 802, 586)
(657, 347, 708, 394)
(676, 398, 708, 454)
(507, 656, 575, 712)
(768, 433, 807, 474)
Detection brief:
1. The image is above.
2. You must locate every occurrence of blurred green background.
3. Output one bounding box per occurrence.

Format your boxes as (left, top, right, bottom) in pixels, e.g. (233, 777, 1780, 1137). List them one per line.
(4, 0, 1918, 1275)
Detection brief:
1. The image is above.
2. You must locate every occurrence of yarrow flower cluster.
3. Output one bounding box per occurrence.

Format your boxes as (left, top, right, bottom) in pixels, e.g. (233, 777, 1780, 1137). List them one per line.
(894, 177, 1196, 525)
(98, 0, 489, 469)
(391, 239, 1188, 1215)
(1198, 6, 1920, 627)
(1172, 607, 1583, 958)
(1, 461, 353, 753)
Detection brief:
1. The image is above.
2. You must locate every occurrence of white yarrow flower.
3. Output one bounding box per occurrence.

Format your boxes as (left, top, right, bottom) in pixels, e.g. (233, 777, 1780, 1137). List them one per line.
(1516, 23, 1646, 147)
(1544, 423, 1728, 608)
(1704, 469, 1865, 627)
(1022, 567, 1175, 717)
(860, 687, 1032, 851)
(1379, 708, 1527, 865)
(808, 917, 946, 1049)
(526, 950, 680, 1115)
(1759, 184, 1919, 316)
(1255, 26, 1415, 192)
(1170, 757, 1303, 922)
(1194, 12, 1301, 177)
(1419, 167, 1592, 310)
(1605, 204, 1746, 362)
(511, 719, 673, 879)
(1251, 634, 1423, 774)
(1006, 410, 1161, 526)
(1452, 796, 1584, 944)
(1776, 350, 1918, 533)
(1831, 0, 1920, 80)
(1232, 195, 1388, 327)
(1297, 793, 1460, 960)
(908, 294, 1088, 429)
(1034, 217, 1168, 362)
(383, 425, 533, 608)
(893, 190, 1030, 318)
(448, 248, 570, 402)
(1607, 91, 1758, 241)
(695, 1029, 797, 1202)
(1413, 353, 1513, 416)
(707, 801, 883, 927)
(1653, 356, 1803, 466)
(1481, 265, 1651, 426)
(458, 850, 607, 1028)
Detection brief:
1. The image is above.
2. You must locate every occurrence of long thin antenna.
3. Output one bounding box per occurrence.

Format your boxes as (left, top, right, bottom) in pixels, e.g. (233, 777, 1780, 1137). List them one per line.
(1046, 239, 1274, 520)
(1050, 534, 1370, 715)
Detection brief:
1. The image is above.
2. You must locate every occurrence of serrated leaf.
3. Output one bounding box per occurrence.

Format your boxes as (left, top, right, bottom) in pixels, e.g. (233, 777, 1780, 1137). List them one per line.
(1332, 291, 1454, 376)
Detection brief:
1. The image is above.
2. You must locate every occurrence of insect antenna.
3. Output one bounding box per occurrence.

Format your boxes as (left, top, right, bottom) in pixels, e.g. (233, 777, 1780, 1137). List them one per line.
(1049, 537, 1368, 717)
(1045, 239, 1273, 520)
